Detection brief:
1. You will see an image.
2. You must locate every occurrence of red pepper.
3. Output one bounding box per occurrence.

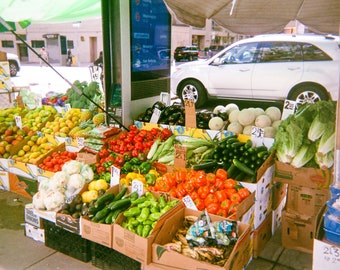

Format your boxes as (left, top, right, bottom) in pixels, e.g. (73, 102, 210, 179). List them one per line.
(204, 193, 218, 207)
(238, 187, 251, 200)
(215, 190, 227, 202)
(215, 168, 228, 180)
(225, 179, 237, 189)
(194, 198, 205, 211)
(220, 199, 231, 211)
(230, 193, 242, 203)
(206, 202, 220, 215)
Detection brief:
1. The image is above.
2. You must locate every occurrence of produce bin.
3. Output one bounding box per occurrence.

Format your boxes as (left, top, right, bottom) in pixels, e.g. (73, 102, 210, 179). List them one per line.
(91, 242, 141, 270)
(43, 219, 92, 262)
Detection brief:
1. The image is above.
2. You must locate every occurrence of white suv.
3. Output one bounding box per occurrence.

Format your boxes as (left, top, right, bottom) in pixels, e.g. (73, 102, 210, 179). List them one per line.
(171, 34, 340, 108)
(6, 53, 21, 77)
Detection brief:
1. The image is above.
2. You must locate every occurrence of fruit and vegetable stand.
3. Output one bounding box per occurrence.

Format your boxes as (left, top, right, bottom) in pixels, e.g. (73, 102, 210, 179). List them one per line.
(0, 91, 339, 269)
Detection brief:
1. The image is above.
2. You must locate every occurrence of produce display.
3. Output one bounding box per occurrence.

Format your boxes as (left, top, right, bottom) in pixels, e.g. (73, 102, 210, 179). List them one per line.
(273, 100, 336, 169)
(38, 150, 78, 172)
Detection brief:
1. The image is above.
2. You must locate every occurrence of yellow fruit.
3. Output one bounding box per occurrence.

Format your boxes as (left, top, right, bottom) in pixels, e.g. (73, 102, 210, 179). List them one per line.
(17, 150, 25, 157)
(88, 180, 97, 191)
(80, 110, 93, 121)
(92, 113, 105, 126)
(94, 179, 109, 191)
(81, 190, 98, 203)
(23, 145, 30, 152)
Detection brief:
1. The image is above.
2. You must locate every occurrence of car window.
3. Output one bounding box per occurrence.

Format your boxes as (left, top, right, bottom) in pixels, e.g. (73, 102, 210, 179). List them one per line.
(258, 42, 303, 63)
(218, 42, 258, 64)
(302, 43, 332, 61)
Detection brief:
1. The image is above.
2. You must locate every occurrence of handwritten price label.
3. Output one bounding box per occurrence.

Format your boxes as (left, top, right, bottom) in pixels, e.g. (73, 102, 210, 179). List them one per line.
(182, 195, 197, 210)
(110, 165, 120, 186)
(174, 144, 186, 168)
(150, 108, 161, 124)
(65, 103, 71, 111)
(76, 137, 85, 148)
(131, 180, 144, 197)
(251, 126, 264, 146)
(15, 115, 22, 129)
(282, 99, 296, 120)
(184, 99, 196, 128)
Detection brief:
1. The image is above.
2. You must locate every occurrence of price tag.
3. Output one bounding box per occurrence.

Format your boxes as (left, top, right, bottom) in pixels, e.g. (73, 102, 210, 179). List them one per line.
(15, 115, 22, 129)
(182, 195, 198, 210)
(76, 137, 85, 148)
(184, 99, 196, 128)
(110, 165, 120, 186)
(150, 108, 161, 124)
(131, 180, 144, 197)
(160, 92, 170, 106)
(65, 103, 71, 111)
(251, 126, 264, 147)
(313, 239, 340, 269)
(174, 144, 187, 168)
(282, 99, 296, 120)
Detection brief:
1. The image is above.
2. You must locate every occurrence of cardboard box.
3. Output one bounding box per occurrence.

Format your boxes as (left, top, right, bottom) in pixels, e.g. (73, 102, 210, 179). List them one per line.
(24, 223, 45, 243)
(151, 208, 252, 270)
(25, 203, 42, 228)
(253, 211, 272, 258)
(281, 210, 317, 253)
(112, 191, 184, 264)
(0, 170, 10, 191)
(273, 159, 333, 189)
(9, 173, 38, 198)
(286, 184, 330, 217)
(271, 181, 287, 210)
(272, 195, 286, 235)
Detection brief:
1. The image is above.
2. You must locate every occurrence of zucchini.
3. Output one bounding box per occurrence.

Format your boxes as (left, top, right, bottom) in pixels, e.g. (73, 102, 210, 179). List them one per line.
(112, 187, 128, 202)
(94, 193, 115, 208)
(88, 203, 105, 215)
(108, 198, 132, 211)
(254, 145, 268, 153)
(227, 164, 239, 179)
(235, 171, 246, 181)
(233, 159, 256, 176)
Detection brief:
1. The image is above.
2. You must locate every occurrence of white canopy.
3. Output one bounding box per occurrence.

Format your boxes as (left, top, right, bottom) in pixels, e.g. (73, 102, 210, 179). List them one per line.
(164, 0, 340, 35)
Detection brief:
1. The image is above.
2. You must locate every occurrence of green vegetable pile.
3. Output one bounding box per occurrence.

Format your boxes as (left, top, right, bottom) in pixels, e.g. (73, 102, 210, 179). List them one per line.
(65, 80, 103, 110)
(122, 191, 179, 238)
(272, 100, 336, 169)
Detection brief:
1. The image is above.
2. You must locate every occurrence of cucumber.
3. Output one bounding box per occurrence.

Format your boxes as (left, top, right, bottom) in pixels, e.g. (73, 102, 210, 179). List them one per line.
(105, 211, 115, 224)
(254, 145, 268, 153)
(233, 159, 255, 176)
(227, 163, 239, 179)
(95, 193, 115, 208)
(112, 187, 128, 202)
(192, 160, 217, 171)
(88, 203, 105, 215)
(108, 198, 132, 211)
(92, 206, 110, 222)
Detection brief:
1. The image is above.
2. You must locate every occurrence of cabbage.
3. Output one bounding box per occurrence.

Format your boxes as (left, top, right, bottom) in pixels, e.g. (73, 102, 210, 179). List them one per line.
(80, 164, 94, 183)
(32, 191, 46, 210)
(43, 190, 65, 211)
(49, 171, 69, 191)
(62, 160, 83, 175)
(38, 178, 51, 193)
(66, 173, 85, 196)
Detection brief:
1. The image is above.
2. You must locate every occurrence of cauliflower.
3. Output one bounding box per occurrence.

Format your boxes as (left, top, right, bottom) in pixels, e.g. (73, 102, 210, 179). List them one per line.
(32, 191, 46, 210)
(43, 190, 65, 211)
(49, 171, 69, 191)
(80, 164, 94, 183)
(38, 178, 51, 193)
(62, 160, 83, 175)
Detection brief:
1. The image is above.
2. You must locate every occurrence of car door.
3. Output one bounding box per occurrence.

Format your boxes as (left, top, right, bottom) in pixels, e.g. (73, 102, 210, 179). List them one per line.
(251, 41, 303, 100)
(207, 42, 258, 98)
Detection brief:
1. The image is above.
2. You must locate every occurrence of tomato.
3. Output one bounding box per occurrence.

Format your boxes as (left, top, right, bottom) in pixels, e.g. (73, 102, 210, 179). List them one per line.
(198, 186, 209, 199)
(216, 208, 228, 218)
(220, 199, 231, 211)
(225, 179, 237, 189)
(215, 190, 227, 202)
(206, 202, 220, 215)
(230, 193, 242, 203)
(194, 198, 205, 211)
(215, 168, 228, 180)
(204, 193, 218, 207)
(238, 187, 250, 200)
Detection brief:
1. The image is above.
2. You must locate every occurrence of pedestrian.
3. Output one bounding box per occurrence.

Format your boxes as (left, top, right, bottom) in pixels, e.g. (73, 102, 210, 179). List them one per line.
(67, 49, 72, 66)
(40, 47, 48, 66)
(94, 51, 103, 67)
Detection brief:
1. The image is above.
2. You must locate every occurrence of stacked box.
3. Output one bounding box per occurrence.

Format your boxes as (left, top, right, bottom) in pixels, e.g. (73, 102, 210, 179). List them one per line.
(43, 219, 92, 262)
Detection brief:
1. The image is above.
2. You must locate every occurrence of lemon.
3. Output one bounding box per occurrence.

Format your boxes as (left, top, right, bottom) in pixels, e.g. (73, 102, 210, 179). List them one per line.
(88, 180, 97, 191)
(94, 179, 109, 191)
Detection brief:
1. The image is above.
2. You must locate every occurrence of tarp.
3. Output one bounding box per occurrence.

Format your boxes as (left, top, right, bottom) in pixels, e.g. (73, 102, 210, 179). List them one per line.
(0, 0, 101, 25)
(164, 0, 340, 35)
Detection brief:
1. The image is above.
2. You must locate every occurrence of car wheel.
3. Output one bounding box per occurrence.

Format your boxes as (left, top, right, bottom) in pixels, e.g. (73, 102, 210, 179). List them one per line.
(178, 79, 207, 108)
(288, 84, 329, 106)
(8, 61, 18, 77)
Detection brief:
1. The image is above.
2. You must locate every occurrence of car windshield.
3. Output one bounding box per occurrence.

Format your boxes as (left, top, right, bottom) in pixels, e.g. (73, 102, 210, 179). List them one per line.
(216, 42, 258, 64)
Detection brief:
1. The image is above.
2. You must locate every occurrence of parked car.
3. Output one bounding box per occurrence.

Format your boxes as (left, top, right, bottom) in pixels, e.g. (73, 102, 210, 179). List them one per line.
(174, 46, 199, 62)
(6, 53, 21, 77)
(171, 34, 340, 108)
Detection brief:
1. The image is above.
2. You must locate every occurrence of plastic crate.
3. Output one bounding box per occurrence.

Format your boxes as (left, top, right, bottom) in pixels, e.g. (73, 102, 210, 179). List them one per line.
(327, 196, 340, 218)
(91, 242, 141, 270)
(43, 219, 91, 262)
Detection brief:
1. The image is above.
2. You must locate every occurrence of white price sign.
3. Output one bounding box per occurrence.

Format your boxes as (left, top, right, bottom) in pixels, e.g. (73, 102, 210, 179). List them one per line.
(251, 126, 264, 146)
(15, 115, 22, 129)
(131, 180, 144, 197)
(282, 99, 296, 120)
(150, 108, 162, 124)
(182, 195, 198, 210)
(110, 165, 120, 186)
(65, 103, 71, 111)
(313, 239, 340, 270)
(76, 137, 85, 148)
